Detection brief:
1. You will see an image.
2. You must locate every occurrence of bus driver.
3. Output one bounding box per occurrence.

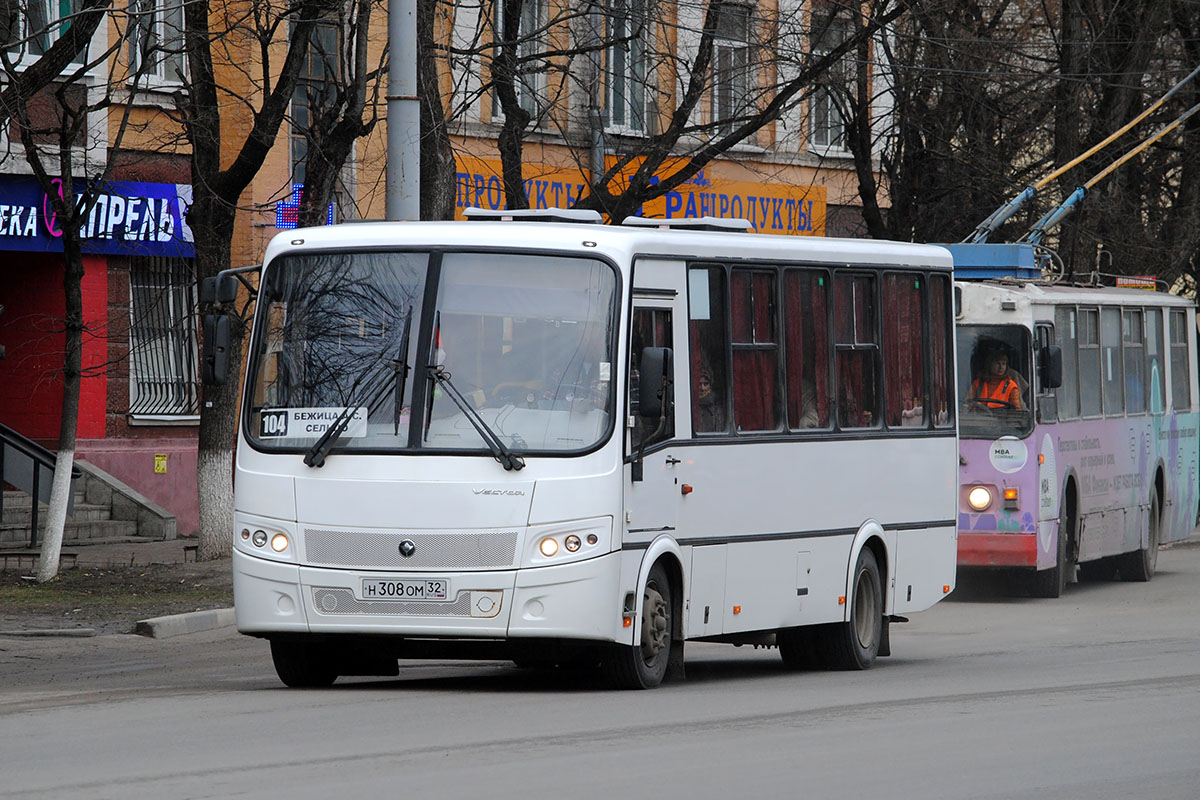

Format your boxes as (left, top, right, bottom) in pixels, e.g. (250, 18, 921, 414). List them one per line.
(967, 346, 1024, 410)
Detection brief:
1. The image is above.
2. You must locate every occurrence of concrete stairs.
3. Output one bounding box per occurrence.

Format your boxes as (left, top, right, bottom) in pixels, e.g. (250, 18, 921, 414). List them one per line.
(1, 460, 176, 548)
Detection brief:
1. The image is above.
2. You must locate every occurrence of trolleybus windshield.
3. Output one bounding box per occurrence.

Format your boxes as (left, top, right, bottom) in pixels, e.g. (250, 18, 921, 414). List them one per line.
(957, 324, 1034, 439)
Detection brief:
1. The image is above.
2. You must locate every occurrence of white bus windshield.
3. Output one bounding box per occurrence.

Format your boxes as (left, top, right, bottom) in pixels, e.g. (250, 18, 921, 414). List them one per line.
(246, 250, 618, 456)
(957, 324, 1034, 439)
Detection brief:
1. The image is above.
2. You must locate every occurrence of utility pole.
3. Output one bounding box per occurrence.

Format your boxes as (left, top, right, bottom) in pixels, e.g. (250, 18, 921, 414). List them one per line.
(387, 0, 421, 220)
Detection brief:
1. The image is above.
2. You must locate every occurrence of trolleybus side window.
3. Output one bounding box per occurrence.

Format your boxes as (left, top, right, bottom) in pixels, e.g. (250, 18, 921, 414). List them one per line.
(689, 265, 730, 434)
(1078, 307, 1102, 418)
(1101, 307, 1124, 415)
(730, 268, 780, 432)
(1147, 308, 1165, 413)
(783, 268, 830, 430)
(1169, 309, 1192, 411)
(1055, 306, 1080, 421)
(834, 273, 880, 429)
(1034, 323, 1057, 422)
(929, 273, 953, 428)
(882, 272, 926, 428)
(1122, 308, 1145, 415)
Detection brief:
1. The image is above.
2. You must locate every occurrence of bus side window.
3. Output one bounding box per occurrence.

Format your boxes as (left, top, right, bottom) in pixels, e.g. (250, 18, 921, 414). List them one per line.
(730, 269, 780, 432)
(882, 272, 926, 428)
(834, 273, 880, 429)
(928, 274, 953, 427)
(1034, 323, 1057, 422)
(1123, 309, 1145, 415)
(784, 269, 830, 429)
(1078, 308, 1102, 417)
(689, 266, 730, 434)
(630, 307, 674, 449)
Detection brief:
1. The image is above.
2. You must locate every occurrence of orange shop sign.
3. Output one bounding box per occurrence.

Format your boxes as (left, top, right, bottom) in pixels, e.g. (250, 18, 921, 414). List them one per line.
(453, 156, 826, 236)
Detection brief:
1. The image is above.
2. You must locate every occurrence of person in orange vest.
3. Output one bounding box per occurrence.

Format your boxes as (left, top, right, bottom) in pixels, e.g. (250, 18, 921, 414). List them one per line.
(967, 348, 1024, 409)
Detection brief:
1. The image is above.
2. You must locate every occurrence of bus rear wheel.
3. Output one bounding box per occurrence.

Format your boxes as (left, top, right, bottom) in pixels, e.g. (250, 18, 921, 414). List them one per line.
(1118, 490, 1160, 582)
(603, 563, 672, 689)
(270, 639, 338, 688)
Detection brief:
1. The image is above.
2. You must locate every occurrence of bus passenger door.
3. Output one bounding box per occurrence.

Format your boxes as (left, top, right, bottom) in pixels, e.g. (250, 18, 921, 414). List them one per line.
(624, 279, 689, 545)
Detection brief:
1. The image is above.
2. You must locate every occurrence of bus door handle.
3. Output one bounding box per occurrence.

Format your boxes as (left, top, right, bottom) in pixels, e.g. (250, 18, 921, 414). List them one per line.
(665, 456, 681, 466)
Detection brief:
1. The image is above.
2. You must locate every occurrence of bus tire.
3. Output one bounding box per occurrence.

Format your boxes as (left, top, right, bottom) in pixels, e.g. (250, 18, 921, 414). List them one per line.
(823, 547, 882, 670)
(1077, 557, 1118, 582)
(602, 563, 672, 689)
(270, 639, 338, 688)
(1118, 490, 1160, 582)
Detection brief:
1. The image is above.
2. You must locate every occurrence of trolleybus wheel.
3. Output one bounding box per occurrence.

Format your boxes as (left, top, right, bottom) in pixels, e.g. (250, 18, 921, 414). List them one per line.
(1030, 491, 1077, 598)
(270, 639, 338, 688)
(824, 547, 882, 670)
(603, 563, 672, 689)
(1118, 489, 1160, 582)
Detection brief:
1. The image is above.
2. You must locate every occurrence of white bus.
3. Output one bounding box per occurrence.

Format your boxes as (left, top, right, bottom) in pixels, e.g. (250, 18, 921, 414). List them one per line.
(213, 212, 959, 688)
(950, 258, 1200, 597)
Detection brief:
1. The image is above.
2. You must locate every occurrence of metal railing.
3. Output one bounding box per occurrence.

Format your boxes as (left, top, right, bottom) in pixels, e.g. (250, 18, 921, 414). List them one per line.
(0, 423, 81, 547)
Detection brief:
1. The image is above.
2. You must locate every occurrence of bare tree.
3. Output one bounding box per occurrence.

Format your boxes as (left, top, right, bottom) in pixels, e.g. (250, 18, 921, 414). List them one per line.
(1, 1, 160, 579)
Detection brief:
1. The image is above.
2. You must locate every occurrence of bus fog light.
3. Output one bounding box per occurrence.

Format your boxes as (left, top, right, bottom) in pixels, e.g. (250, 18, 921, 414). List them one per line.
(270, 533, 290, 552)
(565, 534, 581, 552)
(241, 528, 251, 541)
(251, 530, 268, 547)
(967, 486, 993, 511)
(586, 534, 598, 546)
(539, 538, 559, 557)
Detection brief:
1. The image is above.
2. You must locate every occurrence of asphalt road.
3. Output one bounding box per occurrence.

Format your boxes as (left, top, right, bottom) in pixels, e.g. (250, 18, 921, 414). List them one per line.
(3, 544, 1199, 800)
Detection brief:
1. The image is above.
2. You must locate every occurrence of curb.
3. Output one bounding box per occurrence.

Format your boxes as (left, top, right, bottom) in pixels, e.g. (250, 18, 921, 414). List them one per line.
(0, 628, 96, 638)
(135, 607, 236, 639)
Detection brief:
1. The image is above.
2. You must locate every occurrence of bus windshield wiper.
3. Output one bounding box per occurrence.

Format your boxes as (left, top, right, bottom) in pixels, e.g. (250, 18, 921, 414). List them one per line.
(428, 365, 525, 471)
(305, 312, 414, 468)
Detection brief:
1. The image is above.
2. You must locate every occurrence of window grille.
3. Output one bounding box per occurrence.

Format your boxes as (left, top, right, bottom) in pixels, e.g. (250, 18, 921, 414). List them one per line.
(129, 257, 199, 416)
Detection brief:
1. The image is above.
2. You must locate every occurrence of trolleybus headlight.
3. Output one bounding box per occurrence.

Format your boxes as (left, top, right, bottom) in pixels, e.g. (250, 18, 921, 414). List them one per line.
(967, 486, 993, 512)
(270, 533, 290, 553)
(564, 534, 581, 552)
(539, 537, 559, 557)
(251, 529, 268, 547)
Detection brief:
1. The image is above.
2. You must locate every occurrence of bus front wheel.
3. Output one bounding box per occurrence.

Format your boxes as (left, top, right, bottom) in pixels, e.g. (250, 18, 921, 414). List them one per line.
(1118, 490, 1160, 582)
(603, 563, 673, 689)
(270, 639, 338, 688)
(826, 547, 883, 670)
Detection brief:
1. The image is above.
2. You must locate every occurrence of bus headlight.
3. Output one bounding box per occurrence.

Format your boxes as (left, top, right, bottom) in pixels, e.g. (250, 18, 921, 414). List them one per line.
(539, 537, 559, 557)
(564, 534, 581, 552)
(252, 530, 268, 547)
(967, 486, 993, 511)
(270, 533, 290, 553)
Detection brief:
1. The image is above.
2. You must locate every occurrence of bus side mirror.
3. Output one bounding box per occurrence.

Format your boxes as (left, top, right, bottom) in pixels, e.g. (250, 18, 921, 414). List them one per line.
(200, 274, 240, 305)
(1041, 345, 1063, 389)
(202, 314, 231, 385)
(638, 346, 673, 421)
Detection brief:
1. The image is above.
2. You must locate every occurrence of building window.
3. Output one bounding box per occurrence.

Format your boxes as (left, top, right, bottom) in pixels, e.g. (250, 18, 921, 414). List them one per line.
(291, 21, 340, 185)
(129, 257, 199, 417)
(492, 0, 548, 121)
(128, 0, 185, 83)
(710, 2, 751, 132)
(5, 0, 86, 62)
(809, 15, 850, 150)
(605, 0, 650, 131)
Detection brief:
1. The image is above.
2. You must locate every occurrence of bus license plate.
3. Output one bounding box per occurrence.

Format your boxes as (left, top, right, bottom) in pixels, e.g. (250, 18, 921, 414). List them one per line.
(360, 578, 448, 601)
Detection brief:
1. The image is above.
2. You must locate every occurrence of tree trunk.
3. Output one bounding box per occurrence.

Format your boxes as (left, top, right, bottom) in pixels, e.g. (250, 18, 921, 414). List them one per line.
(37, 235, 85, 582)
(418, 0, 455, 220)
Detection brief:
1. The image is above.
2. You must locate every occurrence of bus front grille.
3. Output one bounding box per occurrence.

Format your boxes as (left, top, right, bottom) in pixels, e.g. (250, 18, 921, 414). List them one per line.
(303, 528, 520, 570)
(311, 588, 475, 616)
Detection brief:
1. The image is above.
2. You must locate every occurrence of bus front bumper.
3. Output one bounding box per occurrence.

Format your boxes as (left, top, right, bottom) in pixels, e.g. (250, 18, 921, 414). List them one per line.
(957, 532, 1037, 568)
(233, 548, 623, 642)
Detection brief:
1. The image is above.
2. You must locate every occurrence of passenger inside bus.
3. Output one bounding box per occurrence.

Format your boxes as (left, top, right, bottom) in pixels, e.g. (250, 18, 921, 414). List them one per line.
(967, 346, 1025, 410)
(695, 370, 727, 432)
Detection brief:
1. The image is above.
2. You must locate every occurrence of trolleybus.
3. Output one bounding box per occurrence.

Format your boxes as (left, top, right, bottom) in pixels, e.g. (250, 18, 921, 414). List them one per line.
(211, 211, 960, 687)
(953, 265, 1199, 597)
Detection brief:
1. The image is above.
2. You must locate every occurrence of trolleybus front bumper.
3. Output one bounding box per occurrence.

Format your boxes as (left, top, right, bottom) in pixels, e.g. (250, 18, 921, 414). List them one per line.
(957, 532, 1037, 567)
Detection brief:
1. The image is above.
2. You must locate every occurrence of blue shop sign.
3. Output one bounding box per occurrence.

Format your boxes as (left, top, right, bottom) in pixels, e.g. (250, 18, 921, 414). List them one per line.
(0, 176, 194, 257)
